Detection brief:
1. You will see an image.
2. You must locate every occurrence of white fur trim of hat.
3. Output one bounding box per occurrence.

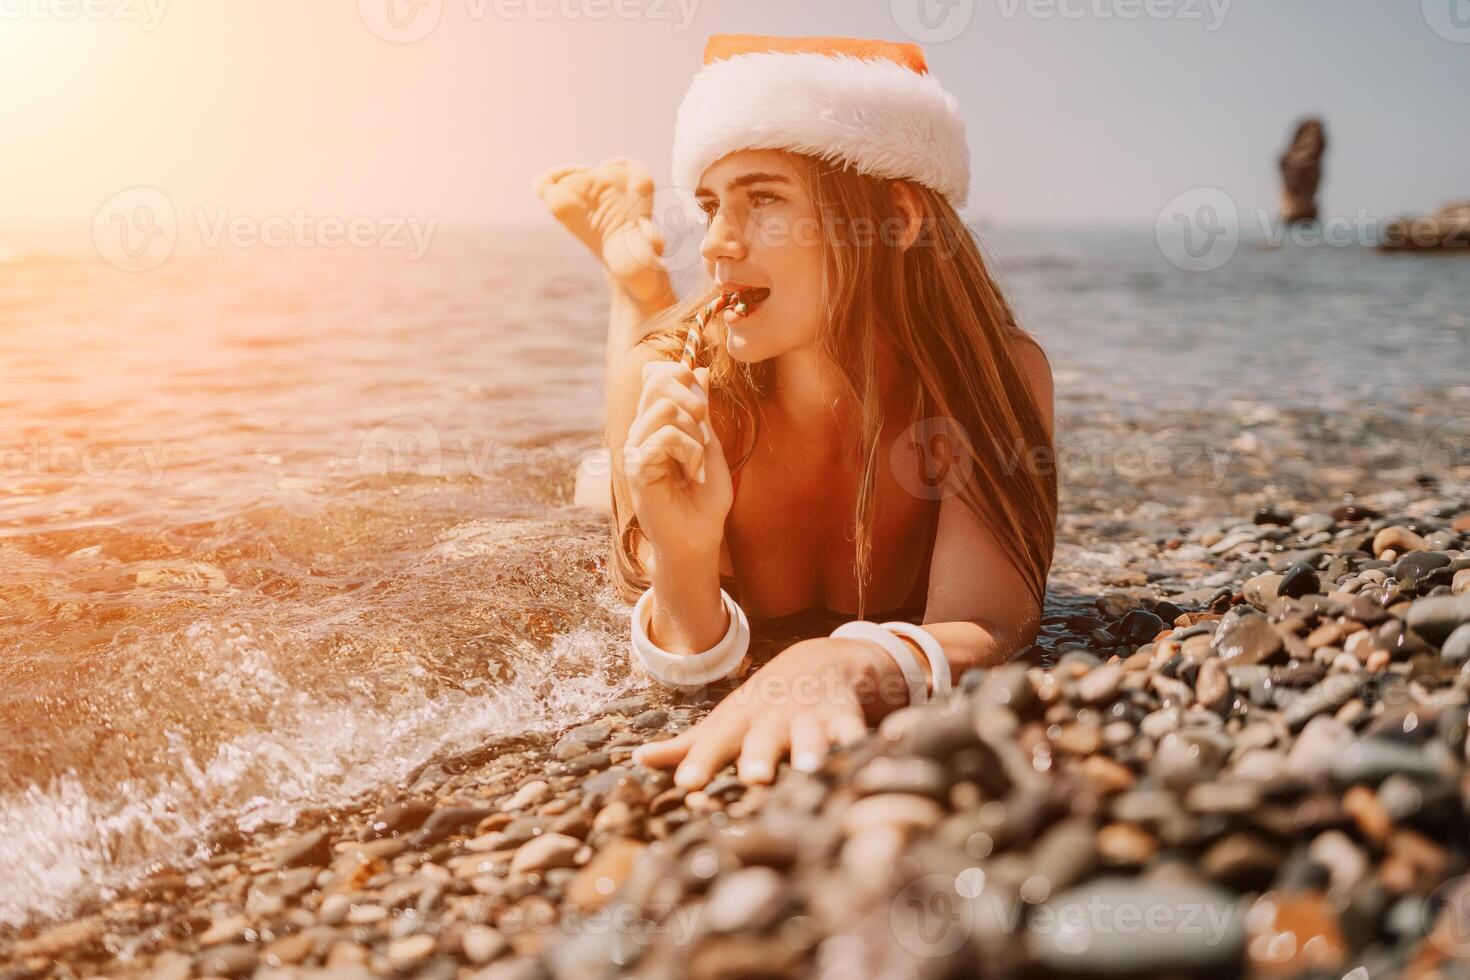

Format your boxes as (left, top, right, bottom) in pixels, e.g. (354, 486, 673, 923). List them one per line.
(671, 35, 970, 207)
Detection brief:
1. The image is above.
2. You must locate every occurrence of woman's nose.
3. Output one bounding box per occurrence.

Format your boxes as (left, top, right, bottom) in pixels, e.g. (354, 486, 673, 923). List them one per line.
(699, 207, 747, 263)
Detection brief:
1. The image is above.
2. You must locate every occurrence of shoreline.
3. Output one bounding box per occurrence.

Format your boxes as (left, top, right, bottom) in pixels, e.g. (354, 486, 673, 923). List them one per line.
(5, 488, 1469, 978)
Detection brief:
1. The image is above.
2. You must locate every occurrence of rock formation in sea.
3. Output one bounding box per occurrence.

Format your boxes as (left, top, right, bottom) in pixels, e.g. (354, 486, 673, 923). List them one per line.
(1378, 201, 1470, 253)
(1278, 118, 1327, 225)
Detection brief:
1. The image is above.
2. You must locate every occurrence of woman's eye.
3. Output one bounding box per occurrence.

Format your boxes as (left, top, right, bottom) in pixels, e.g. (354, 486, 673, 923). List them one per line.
(698, 202, 717, 223)
(750, 191, 780, 207)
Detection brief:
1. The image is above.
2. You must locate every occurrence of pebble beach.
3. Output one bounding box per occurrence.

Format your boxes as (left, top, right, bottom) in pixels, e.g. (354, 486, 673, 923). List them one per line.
(8, 446, 1470, 977)
(2, 230, 1468, 980)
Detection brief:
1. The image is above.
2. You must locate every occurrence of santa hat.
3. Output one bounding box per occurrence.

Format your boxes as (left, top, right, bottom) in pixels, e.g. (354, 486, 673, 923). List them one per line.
(671, 33, 970, 207)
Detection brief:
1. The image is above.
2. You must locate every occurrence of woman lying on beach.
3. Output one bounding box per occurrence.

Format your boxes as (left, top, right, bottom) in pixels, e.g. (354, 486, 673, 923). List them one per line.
(533, 34, 1056, 791)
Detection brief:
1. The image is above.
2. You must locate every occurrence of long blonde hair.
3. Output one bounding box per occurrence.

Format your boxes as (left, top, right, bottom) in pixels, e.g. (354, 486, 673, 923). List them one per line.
(607, 153, 1057, 620)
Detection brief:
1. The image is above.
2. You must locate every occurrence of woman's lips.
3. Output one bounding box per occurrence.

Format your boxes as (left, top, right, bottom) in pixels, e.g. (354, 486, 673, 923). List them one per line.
(723, 287, 771, 321)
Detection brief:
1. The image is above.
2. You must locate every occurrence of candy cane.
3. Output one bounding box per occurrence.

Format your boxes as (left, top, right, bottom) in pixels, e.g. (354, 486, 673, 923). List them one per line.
(682, 290, 737, 382)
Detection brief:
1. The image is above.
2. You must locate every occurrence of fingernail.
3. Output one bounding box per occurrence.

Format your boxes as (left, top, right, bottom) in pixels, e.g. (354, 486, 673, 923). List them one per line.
(743, 761, 772, 782)
(696, 462, 706, 483)
(701, 419, 714, 444)
(675, 767, 701, 788)
(793, 752, 822, 773)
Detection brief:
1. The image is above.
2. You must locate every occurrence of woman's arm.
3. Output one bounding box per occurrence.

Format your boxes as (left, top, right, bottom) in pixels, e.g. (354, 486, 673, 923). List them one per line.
(606, 344, 729, 654)
(631, 338, 1057, 786)
(602, 267, 677, 397)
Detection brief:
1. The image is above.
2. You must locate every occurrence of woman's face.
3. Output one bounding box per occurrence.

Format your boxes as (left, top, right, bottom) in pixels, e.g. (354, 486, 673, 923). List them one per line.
(696, 150, 825, 364)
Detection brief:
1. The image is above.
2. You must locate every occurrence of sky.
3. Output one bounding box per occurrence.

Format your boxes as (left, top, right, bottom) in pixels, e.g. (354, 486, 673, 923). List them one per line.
(1, 0, 1467, 245)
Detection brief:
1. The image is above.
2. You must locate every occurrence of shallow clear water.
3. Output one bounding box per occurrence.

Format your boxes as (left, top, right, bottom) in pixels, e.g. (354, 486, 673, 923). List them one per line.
(0, 226, 1465, 929)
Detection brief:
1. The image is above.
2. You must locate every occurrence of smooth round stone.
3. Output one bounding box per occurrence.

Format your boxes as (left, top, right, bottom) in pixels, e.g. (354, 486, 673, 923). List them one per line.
(1308, 830, 1368, 898)
(842, 793, 945, 835)
(1441, 623, 1470, 666)
(1449, 568, 1470, 596)
(462, 926, 510, 966)
(631, 708, 668, 731)
(1077, 664, 1125, 704)
(509, 832, 582, 875)
(1184, 780, 1261, 814)
(1195, 659, 1229, 707)
(1244, 892, 1347, 974)
(1374, 526, 1428, 556)
(1330, 738, 1450, 787)
(853, 756, 949, 800)
(1231, 749, 1287, 782)
(1215, 616, 1284, 665)
(1139, 708, 1182, 740)
(1395, 551, 1451, 584)
(1202, 833, 1284, 886)
(1294, 513, 1335, 535)
(700, 866, 788, 933)
(361, 800, 434, 841)
(1118, 609, 1167, 644)
(1406, 595, 1470, 645)
(502, 780, 552, 812)
(1286, 716, 1354, 782)
(1028, 877, 1244, 974)
(1279, 562, 1321, 599)
(1283, 675, 1361, 732)
(1096, 822, 1157, 864)
(1244, 574, 1284, 612)
(1149, 730, 1227, 790)
(196, 945, 260, 978)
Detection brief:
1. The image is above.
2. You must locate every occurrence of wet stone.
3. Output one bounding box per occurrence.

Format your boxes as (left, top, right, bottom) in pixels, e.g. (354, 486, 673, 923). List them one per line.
(1331, 737, 1450, 787)
(1405, 595, 1470, 645)
(1214, 615, 1284, 665)
(632, 708, 668, 730)
(1028, 878, 1244, 975)
(1279, 561, 1321, 599)
(196, 944, 260, 978)
(362, 799, 433, 840)
(277, 829, 332, 869)
(411, 807, 496, 847)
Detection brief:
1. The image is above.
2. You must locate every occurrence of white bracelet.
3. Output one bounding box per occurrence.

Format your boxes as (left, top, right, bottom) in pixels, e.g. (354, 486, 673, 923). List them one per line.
(881, 621, 952, 700)
(830, 620, 928, 705)
(630, 587, 749, 689)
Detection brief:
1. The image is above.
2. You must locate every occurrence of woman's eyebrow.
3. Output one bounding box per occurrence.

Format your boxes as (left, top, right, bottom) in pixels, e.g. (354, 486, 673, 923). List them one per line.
(695, 172, 792, 197)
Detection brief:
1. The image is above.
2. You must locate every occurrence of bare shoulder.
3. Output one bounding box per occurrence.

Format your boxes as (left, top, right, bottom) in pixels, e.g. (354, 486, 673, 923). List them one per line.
(1008, 332, 1054, 438)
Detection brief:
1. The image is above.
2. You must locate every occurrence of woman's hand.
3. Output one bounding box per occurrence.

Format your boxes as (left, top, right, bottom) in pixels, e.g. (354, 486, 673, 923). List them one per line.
(631, 636, 912, 789)
(622, 362, 732, 556)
